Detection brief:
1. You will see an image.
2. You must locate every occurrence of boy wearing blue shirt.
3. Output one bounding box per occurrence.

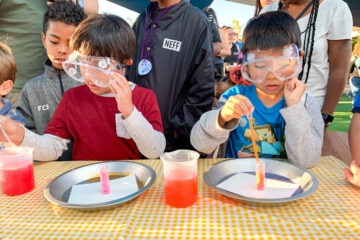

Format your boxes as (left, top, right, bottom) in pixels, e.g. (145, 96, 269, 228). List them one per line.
(191, 12, 324, 168)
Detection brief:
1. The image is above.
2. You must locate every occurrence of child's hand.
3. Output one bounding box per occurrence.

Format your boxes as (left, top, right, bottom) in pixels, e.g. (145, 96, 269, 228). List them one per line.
(109, 72, 134, 118)
(238, 151, 255, 158)
(284, 78, 306, 106)
(345, 160, 360, 188)
(219, 95, 254, 127)
(0, 116, 25, 146)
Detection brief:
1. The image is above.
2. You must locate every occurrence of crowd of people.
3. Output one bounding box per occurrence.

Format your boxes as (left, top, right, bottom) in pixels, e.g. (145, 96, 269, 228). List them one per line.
(0, 0, 359, 187)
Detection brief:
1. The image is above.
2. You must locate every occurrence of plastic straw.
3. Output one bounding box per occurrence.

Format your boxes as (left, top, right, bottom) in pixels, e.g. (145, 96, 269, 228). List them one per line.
(248, 112, 259, 164)
(0, 124, 16, 148)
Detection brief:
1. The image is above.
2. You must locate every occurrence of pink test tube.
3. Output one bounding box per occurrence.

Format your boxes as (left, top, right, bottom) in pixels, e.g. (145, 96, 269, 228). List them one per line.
(99, 165, 110, 194)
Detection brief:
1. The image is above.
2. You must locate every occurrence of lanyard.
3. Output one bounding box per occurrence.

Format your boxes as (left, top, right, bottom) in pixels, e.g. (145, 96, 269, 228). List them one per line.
(295, 0, 314, 21)
(140, 3, 177, 60)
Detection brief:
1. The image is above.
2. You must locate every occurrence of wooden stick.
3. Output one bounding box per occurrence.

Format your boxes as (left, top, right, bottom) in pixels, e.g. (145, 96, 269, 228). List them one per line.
(248, 116, 259, 165)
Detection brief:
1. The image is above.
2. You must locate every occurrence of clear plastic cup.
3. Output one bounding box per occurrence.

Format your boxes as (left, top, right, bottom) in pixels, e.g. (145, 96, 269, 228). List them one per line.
(0, 147, 34, 196)
(160, 150, 199, 208)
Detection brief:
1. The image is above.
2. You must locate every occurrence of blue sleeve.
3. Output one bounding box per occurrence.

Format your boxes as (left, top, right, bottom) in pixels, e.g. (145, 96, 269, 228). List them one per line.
(8, 109, 26, 125)
(353, 93, 360, 113)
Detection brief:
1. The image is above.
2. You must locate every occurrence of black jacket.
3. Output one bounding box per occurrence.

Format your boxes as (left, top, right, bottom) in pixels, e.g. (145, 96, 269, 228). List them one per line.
(127, 1, 215, 151)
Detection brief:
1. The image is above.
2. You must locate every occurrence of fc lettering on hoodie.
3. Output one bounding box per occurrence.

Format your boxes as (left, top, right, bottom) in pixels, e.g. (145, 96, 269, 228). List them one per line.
(37, 104, 49, 111)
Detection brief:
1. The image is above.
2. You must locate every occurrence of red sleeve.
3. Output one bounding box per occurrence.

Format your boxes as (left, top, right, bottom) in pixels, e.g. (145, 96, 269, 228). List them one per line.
(44, 93, 72, 140)
(138, 89, 164, 133)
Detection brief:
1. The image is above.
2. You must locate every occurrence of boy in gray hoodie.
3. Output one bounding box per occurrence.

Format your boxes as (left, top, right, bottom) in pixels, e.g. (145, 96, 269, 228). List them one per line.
(16, 1, 86, 135)
(190, 12, 324, 169)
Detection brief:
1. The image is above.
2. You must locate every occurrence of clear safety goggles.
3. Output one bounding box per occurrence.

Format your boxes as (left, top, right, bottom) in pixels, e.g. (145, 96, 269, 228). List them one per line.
(62, 52, 126, 87)
(241, 44, 302, 83)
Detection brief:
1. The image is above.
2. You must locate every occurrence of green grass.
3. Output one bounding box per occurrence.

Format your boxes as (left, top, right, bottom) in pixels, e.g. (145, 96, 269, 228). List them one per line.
(327, 94, 353, 132)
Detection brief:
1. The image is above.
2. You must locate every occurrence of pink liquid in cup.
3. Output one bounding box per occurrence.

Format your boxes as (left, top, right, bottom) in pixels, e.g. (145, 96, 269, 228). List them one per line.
(0, 150, 35, 196)
(164, 168, 197, 208)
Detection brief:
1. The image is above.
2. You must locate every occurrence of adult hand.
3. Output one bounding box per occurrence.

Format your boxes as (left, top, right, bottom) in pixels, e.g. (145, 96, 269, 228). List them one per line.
(0, 116, 25, 146)
(345, 160, 360, 188)
(284, 78, 306, 106)
(109, 72, 134, 119)
(218, 95, 254, 127)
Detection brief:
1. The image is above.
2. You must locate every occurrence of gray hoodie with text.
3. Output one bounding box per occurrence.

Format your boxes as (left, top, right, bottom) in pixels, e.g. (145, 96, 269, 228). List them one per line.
(17, 59, 83, 135)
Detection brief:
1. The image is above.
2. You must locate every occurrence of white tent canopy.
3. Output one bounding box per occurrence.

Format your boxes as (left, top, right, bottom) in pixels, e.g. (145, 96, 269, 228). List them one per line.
(226, 0, 255, 6)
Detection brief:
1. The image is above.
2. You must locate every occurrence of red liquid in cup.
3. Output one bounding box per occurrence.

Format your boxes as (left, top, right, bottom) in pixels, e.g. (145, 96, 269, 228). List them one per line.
(0, 153, 35, 196)
(164, 169, 197, 208)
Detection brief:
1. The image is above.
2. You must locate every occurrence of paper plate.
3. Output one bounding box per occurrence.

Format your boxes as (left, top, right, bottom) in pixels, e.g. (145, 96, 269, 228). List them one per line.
(44, 161, 156, 211)
(203, 158, 318, 207)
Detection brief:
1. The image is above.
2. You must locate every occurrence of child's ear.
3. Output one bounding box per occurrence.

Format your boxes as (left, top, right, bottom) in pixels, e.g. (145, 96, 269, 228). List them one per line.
(124, 59, 133, 66)
(0, 80, 14, 96)
(120, 59, 133, 75)
(41, 32, 46, 48)
(300, 50, 305, 59)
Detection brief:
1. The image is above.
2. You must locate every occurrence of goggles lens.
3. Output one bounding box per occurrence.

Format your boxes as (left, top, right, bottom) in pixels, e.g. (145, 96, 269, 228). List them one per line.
(62, 52, 126, 87)
(241, 44, 302, 83)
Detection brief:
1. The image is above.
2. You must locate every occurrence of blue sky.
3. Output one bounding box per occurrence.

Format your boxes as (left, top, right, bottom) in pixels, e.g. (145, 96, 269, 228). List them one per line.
(99, 0, 255, 28)
(210, 0, 255, 28)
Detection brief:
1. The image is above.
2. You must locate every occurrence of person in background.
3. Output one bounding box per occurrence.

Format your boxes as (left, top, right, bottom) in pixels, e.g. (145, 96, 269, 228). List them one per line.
(17, 1, 86, 136)
(224, 27, 240, 77)
(16, 1, 87, 160)
(254, 0, 278, 17)
(0, 0, 98, 106)
(212, 76, 234, 108)
(203, 8, 221, 57)
(127, 0, 214, 151)
(203, 7, 225, 77)
(0, 14, 165, 161)
(191, 11, 324, 169)
(215, 26, 232, 77)
(0, 42, 26, 125)
(261, 0, 352, 129)
(346, 93, 360, 188)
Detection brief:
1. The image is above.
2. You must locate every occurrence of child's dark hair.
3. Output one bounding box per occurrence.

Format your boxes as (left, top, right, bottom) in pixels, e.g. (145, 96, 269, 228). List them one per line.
(43, 0, 87, 34)
(70, 14, 136, 63)
(278, 0, 319, 83)
(0, 42, 16, 84)
(242, 11, 301, 55)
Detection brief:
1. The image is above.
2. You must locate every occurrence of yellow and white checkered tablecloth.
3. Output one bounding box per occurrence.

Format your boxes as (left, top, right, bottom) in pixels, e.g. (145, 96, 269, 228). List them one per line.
(1, 156, 360, 239)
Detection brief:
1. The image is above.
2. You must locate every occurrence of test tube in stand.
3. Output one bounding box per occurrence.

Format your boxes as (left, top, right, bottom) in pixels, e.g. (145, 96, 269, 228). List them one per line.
(99, 165, 110, 194)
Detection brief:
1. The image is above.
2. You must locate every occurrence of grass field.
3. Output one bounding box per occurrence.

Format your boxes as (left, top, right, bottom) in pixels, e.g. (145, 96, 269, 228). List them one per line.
(327, 94, 353, 132)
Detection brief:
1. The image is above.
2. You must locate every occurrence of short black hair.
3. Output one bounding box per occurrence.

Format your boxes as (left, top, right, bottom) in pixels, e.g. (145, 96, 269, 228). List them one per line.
(242, 11, 301, 54)
(70, 14, 136, 63)
(43, 0, 87, 34)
